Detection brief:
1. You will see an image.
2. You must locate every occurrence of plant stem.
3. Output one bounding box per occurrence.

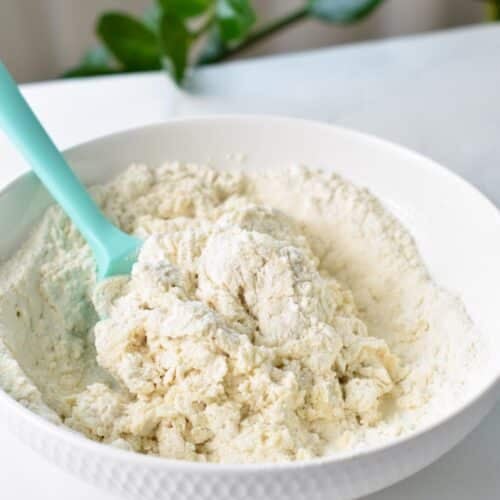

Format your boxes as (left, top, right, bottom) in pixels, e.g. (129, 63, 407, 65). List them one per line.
(206, 5, 309, 64)
(193, 15, 215, 38)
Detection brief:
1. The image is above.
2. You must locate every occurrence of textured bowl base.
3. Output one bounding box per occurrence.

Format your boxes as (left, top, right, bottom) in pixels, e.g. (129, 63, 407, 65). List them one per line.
(7, 390, 496, 500)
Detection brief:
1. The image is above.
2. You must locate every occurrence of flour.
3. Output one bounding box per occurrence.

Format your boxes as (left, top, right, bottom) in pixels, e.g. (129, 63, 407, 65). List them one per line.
(0, 163, 481, 463)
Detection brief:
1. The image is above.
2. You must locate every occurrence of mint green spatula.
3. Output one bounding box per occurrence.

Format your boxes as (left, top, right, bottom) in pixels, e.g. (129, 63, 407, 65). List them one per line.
(0, 62, 141, 278)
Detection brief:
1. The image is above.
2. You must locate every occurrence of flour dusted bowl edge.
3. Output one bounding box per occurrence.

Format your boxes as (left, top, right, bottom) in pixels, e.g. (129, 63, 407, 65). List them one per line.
(0, 116, 499, 500)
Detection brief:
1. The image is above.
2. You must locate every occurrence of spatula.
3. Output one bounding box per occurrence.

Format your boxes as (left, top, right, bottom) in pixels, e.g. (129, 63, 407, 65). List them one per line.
(0, 62, 142, 278)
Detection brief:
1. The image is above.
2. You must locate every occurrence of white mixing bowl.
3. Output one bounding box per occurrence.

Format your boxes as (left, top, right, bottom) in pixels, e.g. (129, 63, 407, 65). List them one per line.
(0, 116, 499, 500)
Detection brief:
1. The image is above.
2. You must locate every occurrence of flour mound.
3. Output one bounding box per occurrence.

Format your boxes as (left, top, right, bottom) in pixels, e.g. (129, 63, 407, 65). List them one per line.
(0, 162, 481, 464)
(66, 169, 400, 462)
(69, 192, 401, 462)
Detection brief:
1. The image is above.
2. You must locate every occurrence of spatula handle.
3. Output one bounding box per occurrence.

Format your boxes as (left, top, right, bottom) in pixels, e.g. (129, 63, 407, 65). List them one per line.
(0, 61, 117, 269)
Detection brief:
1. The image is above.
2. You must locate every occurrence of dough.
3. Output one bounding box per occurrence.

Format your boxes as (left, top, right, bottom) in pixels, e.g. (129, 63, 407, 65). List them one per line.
(0, 163, 482, 463)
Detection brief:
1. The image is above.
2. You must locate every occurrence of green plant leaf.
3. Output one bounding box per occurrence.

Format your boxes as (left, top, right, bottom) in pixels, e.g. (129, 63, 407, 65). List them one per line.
(82, 46, 111, 67)
(196, 28, 227, 64)
(158, 0, 213, 18)
(216, 0, 256, 42)
(143, 4, 162, 32)
(97, 12, 162, 70)
(308, 0, 385, 23)
(63, 65, 117, 78)
(63, 47, 117, 78)
(160, 13, 190, 84)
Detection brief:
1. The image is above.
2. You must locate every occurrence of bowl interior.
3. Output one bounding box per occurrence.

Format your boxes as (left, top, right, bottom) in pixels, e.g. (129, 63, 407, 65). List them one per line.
(1, 115, 499, 402)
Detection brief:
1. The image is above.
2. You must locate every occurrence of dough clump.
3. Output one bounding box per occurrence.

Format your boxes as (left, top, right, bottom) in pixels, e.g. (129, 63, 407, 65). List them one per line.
(1, 162, 480, 464)
(68, 164, 401, 462)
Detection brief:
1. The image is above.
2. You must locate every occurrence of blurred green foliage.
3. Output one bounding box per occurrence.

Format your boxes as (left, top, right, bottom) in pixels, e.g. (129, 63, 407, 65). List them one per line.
(64, 0, 386, 86)
(488, 0, 500, 20)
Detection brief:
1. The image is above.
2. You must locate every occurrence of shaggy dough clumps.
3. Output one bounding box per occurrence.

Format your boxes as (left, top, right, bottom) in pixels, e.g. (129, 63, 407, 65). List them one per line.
(66, 164, 401, 462)
(0, 162, 482, 463)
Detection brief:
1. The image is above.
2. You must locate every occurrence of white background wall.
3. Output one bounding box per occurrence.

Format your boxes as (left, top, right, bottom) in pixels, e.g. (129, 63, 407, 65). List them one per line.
(0, 0, 485, 82)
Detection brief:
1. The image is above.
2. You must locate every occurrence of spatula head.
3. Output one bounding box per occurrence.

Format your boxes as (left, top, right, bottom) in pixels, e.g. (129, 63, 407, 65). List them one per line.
(95, 227, 142, 279)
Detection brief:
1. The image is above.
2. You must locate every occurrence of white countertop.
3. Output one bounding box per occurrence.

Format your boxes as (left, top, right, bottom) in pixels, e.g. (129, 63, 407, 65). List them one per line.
(0, 24, 499, 500)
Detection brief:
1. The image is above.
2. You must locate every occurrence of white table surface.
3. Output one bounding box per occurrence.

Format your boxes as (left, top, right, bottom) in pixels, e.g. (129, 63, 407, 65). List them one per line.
(0, 24, 499, 500)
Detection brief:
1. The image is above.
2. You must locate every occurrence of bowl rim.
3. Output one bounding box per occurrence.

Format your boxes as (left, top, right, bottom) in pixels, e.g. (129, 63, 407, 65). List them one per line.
(0, 114, 499, 472)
